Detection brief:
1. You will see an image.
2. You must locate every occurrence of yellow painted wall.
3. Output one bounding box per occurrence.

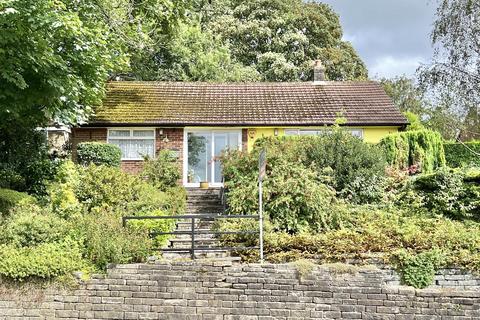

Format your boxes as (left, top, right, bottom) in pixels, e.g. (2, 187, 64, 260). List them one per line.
(246, 127, 400, 152)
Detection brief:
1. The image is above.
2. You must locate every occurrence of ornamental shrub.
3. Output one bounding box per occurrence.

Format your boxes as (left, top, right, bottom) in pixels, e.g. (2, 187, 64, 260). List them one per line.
(380, 129, 445, 173)
(406, 167, 480, 220)
(0, 188, 33, 216)
(140, 150, 181, 191)
(254, 130, 387, 195)
(76, 211, 152, 270)
(0, 203, 69, 248)
(76, 142, 121, 167)
(444, 141, 480, 168)
(0, 238, 84, 281)
(222, 150, 342, 233)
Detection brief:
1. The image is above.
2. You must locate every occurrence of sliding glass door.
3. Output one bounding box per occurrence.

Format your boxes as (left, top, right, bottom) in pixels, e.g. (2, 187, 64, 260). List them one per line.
(185, 130, 241, 187)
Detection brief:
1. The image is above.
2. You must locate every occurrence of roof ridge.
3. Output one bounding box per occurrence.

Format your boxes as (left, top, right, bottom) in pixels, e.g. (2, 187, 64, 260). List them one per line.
(106, 80, 379, 86)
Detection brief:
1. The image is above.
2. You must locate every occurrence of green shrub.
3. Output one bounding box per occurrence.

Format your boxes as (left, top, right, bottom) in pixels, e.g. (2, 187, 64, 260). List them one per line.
(74, 164, 146, 212)
(394, 249, 445, 288)
(0, 125, 59, 195)
(405, 168, 480, 220)
(140, 150, 181, 191)
(0, 188, 33, 216)
(253, 129, 387, 196)
(76, 142, 121, 167)
(77, 211, 152, 270)
(380, 129, 445, 173)
(47, 161, 81, 219)
(222, 151, 342, 233)
(444, 141, 480, 168)
(0, 203, 69, 247)
(217, 206, 480, 276)
(0, 238, 84, 281)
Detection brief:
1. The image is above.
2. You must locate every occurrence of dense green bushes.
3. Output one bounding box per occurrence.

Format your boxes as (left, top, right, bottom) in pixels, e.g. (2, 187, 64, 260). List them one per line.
(0, 188, 32, 216)
(216, 206, 480, 288)
(219, 128, 480, 289)
(0, 125, 59, 195)
(0, 160, 186, 281)
(76, 142, 121, 167)
(444, 141, 480, 167)
(140, 150, 181, 191)
(405, 168, 480, 220)
(221, 129, 388, 233)
(380, 129, 445, 173)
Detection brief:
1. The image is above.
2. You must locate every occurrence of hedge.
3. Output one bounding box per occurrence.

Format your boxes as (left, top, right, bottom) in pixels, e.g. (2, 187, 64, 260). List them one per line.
(0, 188, 32, 215)
(77, 142, 121, 167)
(444, 141, 480, 168)
(380, 130, 445, 173)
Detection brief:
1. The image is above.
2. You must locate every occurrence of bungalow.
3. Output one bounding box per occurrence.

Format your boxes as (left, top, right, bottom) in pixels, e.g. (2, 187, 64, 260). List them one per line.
(72, 62, 407, 187)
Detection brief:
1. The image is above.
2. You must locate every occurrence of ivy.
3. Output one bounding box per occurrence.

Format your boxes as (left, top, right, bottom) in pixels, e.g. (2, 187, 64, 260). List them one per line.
(393, 249, 445, 289)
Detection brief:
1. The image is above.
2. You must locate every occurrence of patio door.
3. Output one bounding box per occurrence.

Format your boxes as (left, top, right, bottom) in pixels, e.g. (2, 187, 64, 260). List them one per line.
(184, 130, 241, 187)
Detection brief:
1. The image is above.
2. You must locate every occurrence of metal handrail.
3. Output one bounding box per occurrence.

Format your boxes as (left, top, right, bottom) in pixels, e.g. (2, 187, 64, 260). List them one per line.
(122, 214, 260, 260)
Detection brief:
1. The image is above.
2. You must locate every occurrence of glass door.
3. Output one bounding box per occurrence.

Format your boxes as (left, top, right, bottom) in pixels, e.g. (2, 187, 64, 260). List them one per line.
(187, 132, 211, 184)
(213, 132, 241, 183)
(185, 130, 241, 187)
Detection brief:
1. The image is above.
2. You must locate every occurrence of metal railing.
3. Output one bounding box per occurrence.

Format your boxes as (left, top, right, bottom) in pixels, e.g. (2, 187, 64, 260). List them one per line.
(122, 214, 260, 260)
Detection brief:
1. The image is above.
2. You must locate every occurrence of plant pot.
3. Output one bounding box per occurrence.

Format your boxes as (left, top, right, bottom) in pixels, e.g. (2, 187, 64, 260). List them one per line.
(199, 181, 209, 189)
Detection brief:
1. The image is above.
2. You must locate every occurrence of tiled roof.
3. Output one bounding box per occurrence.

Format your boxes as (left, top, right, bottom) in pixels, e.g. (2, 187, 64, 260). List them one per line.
(87, 81, 408, 127)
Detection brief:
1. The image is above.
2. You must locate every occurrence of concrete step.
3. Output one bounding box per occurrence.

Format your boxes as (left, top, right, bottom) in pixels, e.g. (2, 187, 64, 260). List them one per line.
(161, 251, 231, 260)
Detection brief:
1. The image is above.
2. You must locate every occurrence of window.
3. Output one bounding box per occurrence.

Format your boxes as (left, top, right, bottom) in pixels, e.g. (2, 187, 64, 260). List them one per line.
(284, 128, 363, 139)
(108, 129, 155, 160)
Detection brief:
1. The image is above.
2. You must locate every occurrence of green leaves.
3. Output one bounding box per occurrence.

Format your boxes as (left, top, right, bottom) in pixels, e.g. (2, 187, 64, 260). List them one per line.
(205, 0, 368, 81)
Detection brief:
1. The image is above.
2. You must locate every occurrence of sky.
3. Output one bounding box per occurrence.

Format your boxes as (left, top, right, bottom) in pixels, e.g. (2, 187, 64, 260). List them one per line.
(319, 0, 437, 79)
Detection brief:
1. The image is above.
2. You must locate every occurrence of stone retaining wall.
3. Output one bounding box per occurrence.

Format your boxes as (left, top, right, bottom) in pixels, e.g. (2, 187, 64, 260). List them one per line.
(0, 261, 479, 319)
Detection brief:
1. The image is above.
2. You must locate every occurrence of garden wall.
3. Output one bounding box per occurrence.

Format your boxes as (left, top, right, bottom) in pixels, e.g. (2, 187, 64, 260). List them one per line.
(0, 260, 479, 319)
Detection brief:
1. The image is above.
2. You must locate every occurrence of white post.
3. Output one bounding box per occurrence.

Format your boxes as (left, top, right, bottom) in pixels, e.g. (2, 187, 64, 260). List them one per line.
(259, 178, 264, 263)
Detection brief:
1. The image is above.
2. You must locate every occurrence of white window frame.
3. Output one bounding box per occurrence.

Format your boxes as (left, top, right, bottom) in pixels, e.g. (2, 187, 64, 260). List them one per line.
(284, 128, 364, 139)
(107, 128, 156, 160)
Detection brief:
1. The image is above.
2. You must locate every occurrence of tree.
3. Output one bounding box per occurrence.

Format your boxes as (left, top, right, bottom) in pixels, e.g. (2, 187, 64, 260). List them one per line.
(381, 77, 461, 139)
(203, 0, 368, 81)
(380, 77, 426, 115)
(419, 0, 480, 141)
(0, 0, 124, 126)
(133, 22, 259, 81)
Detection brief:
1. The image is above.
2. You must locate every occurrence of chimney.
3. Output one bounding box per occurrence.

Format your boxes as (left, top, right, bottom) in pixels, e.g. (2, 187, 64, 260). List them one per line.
(313, 60, 326, 83)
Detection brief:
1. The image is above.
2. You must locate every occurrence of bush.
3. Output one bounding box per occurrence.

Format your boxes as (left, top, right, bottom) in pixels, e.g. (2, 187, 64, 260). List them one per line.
(393, 249, 445, 289)
(444, 141, 480, 168)
(222, 151, 342, 233)
(380, 129, 445, 173)
(0, 238, 84, 281)
(0, 125, 59, 195)
(76, 142, 121, 167)
(217, 206, 480, 286)
(404, 168, 480, 220)
(74, 164, 148, 212)
(76, 211, 152, 270)
(0, 203, 69, 247)
(0, 188, 33, 216)
(140, 150, 181, 191)
(253, 129, 387, 195)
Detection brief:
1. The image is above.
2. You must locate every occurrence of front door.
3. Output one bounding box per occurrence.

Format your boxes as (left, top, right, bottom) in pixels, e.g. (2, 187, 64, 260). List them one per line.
(184, 130, 241, 187)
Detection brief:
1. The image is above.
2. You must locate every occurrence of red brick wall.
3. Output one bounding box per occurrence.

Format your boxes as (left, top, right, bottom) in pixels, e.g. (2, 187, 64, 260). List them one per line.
(71, 128, 107, 161)
(121, 160, 144, 175)
(71, 127, 185, 178)
(156, 128, 184, 182)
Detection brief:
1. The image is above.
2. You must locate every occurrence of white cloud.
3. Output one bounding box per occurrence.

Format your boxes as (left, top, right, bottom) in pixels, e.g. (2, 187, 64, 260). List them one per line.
(369, 56, 425, 79)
